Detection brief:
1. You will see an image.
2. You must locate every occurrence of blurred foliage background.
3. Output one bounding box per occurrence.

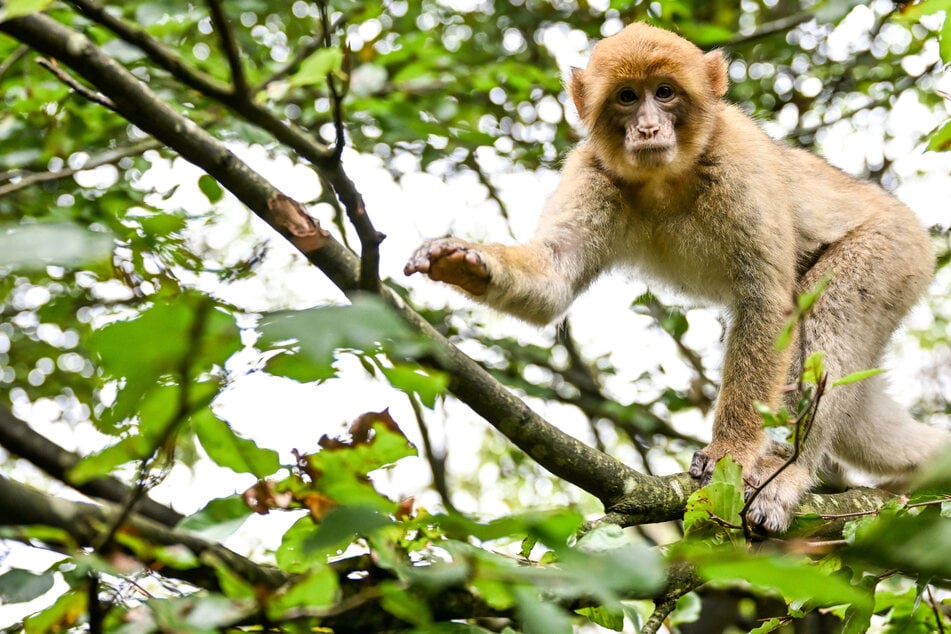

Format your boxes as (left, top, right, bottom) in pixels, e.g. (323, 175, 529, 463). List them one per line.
(0, 0, 950, 632)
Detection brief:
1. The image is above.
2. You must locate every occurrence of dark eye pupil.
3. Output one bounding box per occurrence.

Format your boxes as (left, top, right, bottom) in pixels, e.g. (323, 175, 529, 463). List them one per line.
(619, 89, 637, 103)
(657, 86, 673, 98)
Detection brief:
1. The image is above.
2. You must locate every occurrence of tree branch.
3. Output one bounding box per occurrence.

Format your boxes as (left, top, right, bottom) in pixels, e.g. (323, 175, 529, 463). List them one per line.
(36, 57, 116, 109)
(0, 43, 28, 80)
(0, 474, 286, 590)
(0, 139, 161, 198)
(206, 0, 247, 95)
(0, 405, 183, 527)
(62, 0, 334, 165)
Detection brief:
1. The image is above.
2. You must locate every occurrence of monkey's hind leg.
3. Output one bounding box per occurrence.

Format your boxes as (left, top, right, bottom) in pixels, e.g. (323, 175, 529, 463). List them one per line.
(746, 218, 937, 532)
(830, 378, 949, 488)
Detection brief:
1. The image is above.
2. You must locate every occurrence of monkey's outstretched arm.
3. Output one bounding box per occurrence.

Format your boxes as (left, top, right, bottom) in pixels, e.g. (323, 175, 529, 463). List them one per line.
(405, 160, 619, 324)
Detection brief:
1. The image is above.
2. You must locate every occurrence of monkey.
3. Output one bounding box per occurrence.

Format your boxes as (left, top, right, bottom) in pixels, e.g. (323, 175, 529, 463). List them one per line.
(403, 22, 947, 533)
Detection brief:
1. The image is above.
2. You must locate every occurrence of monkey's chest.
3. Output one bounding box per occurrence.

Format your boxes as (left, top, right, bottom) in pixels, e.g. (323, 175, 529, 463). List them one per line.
(624, 224, 737, 303)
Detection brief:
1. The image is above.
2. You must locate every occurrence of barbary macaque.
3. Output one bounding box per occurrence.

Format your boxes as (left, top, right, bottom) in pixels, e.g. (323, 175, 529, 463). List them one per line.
(404, 23, 947, 532)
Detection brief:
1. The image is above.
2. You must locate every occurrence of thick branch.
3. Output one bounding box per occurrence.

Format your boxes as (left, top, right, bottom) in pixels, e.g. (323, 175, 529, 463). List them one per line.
(0, 405, 183, 527)
(0, 475, 285, 590)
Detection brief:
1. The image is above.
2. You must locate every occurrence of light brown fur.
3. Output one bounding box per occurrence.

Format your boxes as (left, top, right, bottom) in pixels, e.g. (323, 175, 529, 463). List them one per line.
(405, 23, 947, 532)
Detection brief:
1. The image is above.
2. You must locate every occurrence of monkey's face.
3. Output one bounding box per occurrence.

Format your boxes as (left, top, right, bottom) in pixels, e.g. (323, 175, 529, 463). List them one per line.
(609, 80, 682, 169)
(568, 23, 727, 181)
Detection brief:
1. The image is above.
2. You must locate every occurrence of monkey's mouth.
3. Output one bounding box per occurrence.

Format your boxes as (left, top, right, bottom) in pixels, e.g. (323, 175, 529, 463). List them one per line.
(626, 143, 676, 166)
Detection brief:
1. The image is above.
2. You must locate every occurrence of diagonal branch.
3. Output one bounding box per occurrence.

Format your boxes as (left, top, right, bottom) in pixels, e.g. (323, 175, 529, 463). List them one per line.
(37, 57, 115, 109)
(0, 11, 639, 509)
(0, 405, 183, 527)
(0, 474, 286, 590)
(62, 0, 333, 165)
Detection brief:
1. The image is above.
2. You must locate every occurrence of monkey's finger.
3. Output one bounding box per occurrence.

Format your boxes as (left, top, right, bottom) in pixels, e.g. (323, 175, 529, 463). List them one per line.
(403, 257, 430, 276)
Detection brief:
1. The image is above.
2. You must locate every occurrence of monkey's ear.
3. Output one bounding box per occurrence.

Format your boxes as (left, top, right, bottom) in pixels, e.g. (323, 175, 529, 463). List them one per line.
(568, 67, 586, 120)
(704, 50, 728, 98)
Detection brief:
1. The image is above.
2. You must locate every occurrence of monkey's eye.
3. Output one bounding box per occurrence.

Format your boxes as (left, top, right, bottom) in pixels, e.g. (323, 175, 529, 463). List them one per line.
(617, 88, 638, 104)
(655, 84, 675, 101)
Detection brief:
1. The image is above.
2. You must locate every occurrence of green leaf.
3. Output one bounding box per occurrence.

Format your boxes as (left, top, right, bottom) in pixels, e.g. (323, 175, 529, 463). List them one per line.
(696, 552, 871, 609)
(259, 294, 429, 382)
(750, 617, 787, 633)
(378, 581, 432, 626)
(684, 456, 744, 544)
(0, 222, 112, 271)
(0, 0, 55, 20)
(802, 351, 826, 386)
(514, 586, 573, 634)
(302, 505, 393, 555)
(91, 299, 238, 429)
(197, 174, 224, 203)
(91, 302, 192, 383)
(68, 435, 149, 485)
(24, 589, 86, 634)
(797, 273, 831, 312)
(289, 48, 344, 87)
(831, 367, 883, 387)
(0, 569, 55, 603)
(660, 309, 689, 339)
(382, 364, 448, 408)
(576, 604, 624, 631)
(266, 566, 339, 618)
(192, 409, 281, 477)
(895, 0, 951, 22)
(177, 495, 253, 541)
(927, 119, 951, 152)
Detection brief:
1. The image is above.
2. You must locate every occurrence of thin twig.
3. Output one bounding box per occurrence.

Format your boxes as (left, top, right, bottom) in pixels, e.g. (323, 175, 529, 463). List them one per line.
(36, 57, 116, 109)
(318, 0, 349, 161)
(741, 372, 826, 536)
(206, 0, 248, 95)
(0, 139, 161, 198)
(927, 585, 947, 633)
(407, 394, 458, 514)
(0, 44, 29, 80)
(93, 300, 211, 552)
(464, 154, 516, 239)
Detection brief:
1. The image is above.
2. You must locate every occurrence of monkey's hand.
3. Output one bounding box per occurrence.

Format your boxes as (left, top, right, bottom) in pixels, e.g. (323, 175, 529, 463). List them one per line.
(404, 237, 490, 296)
(688, 443, 758, 485)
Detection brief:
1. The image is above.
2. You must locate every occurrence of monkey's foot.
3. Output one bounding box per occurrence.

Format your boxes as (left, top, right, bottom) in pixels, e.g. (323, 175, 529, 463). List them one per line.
(688, 444, 757, 485)
(744, 457, 811, 534)
(404, 238, 490, 295)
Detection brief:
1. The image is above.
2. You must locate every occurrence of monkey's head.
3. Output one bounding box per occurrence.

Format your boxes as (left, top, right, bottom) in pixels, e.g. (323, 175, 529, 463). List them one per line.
(568, 23, 728, 180)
